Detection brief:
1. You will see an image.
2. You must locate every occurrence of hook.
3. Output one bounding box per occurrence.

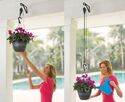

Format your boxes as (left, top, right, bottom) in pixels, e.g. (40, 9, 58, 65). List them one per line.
(18, 17, 22, 24)
(82, 63, 88, 72)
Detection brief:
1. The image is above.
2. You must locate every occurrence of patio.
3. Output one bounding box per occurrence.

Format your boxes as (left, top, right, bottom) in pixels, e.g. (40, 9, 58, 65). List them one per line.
(13, 84, 125, 102)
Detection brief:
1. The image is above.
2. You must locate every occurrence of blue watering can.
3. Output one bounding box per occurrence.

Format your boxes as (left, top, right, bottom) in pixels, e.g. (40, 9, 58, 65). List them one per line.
(96, 78, 112, 95)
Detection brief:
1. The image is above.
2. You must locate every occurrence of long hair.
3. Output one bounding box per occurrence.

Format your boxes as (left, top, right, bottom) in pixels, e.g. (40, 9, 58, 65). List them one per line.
(47, 63, 56, 90)
(99, 60, 113, 75)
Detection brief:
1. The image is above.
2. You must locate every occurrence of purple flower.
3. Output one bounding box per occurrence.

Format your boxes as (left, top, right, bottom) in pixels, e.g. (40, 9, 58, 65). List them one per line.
(15, 27, 25, 33)
(87, 77, 91, 80)
(82, 75, 85, 77)
(76, 77, 80, 81)
(74, 74, 96, 93)
(27, 32, 33, 37)
(7, 27, 35, 44)
(75, 74, 95, 87)
(8, 30, 12, 36)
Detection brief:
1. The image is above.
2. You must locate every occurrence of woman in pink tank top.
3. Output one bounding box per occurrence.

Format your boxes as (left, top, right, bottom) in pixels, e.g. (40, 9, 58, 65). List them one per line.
(19, 52, 56, 102)
(91, 60, 123, 102)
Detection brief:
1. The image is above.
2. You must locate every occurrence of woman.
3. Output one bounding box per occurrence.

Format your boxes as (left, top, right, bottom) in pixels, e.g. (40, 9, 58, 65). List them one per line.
(91, 60, 123, 102)
(19, 52, 56, 102)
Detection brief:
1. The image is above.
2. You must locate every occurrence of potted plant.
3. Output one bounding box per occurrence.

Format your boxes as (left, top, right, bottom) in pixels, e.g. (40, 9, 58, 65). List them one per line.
(73, 74, 95, 100)
(7, 27, 34, 52)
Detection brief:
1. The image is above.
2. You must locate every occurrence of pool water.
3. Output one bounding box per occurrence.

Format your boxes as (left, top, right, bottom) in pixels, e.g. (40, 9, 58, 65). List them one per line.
(13, 77, 64, 90)
(91, 73, 125, 84)
(13, 73, 125, 90)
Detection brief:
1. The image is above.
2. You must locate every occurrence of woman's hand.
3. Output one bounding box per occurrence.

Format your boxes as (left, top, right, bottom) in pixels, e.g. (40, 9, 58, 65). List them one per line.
(110, 81, 123, 97)
(18, 51, 27, 58)
(110, 81, 117, 88)
(25, 68, 31, 77)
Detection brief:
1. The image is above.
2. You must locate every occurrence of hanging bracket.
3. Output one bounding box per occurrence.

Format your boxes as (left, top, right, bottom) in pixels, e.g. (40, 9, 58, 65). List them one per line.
(18, 3, 28, 24)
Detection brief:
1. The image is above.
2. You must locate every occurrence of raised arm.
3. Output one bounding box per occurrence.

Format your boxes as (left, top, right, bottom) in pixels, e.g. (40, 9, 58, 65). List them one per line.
(28, 74, 41, 89)
(19, 52, 47, 81)
(25, 68, 41, 89)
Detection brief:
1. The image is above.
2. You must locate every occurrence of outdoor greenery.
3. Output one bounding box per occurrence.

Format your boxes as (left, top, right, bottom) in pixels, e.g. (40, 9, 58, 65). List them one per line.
(76, 24, 125, 73)
(13, 24, 125, 80)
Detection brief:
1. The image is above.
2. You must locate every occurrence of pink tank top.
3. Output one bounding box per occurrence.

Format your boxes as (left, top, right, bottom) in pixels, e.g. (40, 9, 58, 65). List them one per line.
(100, 75, 118, 102)
(40, 77, 54, 102)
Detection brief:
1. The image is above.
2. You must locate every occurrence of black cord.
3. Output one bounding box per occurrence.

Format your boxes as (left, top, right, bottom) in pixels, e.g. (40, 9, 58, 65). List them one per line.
(82, 2, 90, 72)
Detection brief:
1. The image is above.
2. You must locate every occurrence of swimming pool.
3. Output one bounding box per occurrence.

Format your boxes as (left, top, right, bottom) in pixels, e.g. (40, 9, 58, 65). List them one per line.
(91, 73, 125, 84)
(13, 77, 64, 90)
(13, 73, 125, 90)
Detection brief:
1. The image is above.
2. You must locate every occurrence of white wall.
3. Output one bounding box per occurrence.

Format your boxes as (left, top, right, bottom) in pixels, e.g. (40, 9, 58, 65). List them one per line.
(77, 10, 125, 28)
(11, 12, 64, 29)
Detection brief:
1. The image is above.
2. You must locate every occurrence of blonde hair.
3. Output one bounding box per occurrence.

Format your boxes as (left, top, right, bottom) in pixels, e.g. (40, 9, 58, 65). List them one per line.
(47, 63, 56, 90)
(99, 60, 113, 75)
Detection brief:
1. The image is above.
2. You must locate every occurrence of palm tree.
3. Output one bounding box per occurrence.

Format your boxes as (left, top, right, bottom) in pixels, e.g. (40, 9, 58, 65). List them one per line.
(109, 25, 125, 69)
(13, 40, 45, 79)
(47, 26, 64, 71)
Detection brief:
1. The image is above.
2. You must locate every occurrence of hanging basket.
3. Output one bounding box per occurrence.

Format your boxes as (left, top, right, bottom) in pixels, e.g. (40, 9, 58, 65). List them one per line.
(12, 41, 27, 52)
(77, 90, 91, 100)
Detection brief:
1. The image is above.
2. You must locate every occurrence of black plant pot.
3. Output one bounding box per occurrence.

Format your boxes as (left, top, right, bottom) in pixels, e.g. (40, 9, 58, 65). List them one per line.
(78, 90, 91, 100)
(12, 41, 27, 52)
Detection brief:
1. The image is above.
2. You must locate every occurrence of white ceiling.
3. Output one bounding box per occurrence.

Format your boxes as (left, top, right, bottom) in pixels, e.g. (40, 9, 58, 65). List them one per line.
(64, 0, 125, 19)
(0, 0, 64, 19)
(0, 0, 125, 20)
